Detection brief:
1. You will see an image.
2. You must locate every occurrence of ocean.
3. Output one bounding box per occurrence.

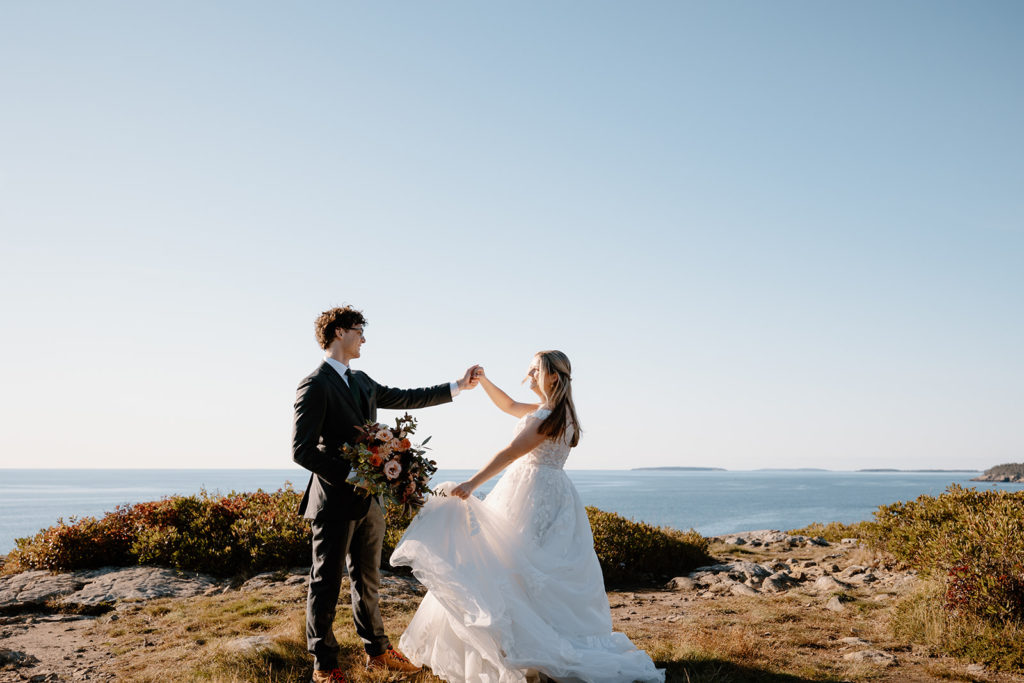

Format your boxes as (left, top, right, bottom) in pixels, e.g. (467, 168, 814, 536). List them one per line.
(1, 468, 1020, 554)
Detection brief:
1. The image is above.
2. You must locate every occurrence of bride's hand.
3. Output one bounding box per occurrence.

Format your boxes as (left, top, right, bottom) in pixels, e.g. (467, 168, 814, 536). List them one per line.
(458, 365, 483, 391)
(451, 482, 475, 500)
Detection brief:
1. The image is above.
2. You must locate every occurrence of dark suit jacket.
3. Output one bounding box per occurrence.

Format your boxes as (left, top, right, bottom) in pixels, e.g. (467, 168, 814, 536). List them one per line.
(292, 361, 453, 520)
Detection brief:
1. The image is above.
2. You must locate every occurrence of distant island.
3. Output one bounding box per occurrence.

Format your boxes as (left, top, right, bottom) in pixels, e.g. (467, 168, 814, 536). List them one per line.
(858, 469, 981, 473)
(972, 463, 1024, 483)
(631, 466, 727, 471)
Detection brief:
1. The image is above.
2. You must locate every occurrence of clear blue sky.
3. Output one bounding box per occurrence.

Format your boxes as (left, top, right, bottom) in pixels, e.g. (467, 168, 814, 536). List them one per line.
(1, 2, 1021, 471)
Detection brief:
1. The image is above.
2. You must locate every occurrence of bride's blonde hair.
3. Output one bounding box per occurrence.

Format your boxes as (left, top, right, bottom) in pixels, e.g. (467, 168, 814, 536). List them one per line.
(535, 350, 581, 447)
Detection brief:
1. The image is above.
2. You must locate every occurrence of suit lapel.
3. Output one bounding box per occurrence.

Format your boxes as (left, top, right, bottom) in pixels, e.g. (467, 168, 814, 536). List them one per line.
(319, 362, 363, 418)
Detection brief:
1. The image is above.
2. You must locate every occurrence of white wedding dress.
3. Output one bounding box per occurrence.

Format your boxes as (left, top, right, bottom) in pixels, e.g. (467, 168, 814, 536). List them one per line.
(391, 408, 665, 683)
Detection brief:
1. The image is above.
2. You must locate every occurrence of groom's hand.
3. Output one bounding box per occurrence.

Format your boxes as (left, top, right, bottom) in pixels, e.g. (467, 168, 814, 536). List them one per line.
(458, 365, 482, 391)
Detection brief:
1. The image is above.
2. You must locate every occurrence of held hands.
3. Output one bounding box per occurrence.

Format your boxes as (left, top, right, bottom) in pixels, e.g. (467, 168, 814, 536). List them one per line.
(458, 365, 483, 391)
(451, 481, 475, 500)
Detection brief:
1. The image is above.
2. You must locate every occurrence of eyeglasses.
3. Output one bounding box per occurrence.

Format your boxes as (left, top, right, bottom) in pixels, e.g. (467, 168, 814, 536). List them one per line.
(347, 327, 365, 336)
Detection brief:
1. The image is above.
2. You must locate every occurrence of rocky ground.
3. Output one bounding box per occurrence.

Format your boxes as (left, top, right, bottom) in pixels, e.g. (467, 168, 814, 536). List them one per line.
(2, 533, 1022, 682)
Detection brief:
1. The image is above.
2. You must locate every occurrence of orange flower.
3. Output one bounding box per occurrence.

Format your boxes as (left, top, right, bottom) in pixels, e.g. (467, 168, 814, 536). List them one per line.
(369, 454, 383, 468)
(399, 438, 412, 450)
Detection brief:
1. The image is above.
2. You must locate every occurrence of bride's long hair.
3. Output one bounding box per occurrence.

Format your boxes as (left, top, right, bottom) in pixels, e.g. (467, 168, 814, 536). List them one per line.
(535, 350, 581, 447)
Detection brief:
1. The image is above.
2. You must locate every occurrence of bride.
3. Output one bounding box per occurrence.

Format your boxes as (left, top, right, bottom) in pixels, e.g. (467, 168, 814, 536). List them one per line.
(391, 351, 665, 683)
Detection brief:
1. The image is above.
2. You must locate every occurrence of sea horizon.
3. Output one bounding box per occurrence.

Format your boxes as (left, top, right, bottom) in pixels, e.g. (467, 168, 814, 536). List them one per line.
(0, 466, 987, 472)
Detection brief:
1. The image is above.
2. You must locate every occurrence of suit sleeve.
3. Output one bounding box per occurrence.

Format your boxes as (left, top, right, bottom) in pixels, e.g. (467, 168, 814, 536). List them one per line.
(292, 376, 350, 486)
(372, 378, 454, 411)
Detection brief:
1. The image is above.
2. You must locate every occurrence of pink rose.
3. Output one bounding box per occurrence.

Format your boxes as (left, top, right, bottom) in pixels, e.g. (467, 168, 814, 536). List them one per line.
(383, 460, 402, 480)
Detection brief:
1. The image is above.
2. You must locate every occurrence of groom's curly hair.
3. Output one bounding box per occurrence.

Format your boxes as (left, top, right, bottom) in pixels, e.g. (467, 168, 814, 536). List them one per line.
(315, 306, 367, 349)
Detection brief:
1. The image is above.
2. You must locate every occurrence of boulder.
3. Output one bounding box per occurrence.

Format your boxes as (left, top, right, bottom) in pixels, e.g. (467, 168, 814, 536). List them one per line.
(226, 635, 276, 654)
(843, 650, 898, 667)
(666, 576, 697, 591)
(730, 583, 759, 597)
(66, 567, 218, 606)
(840, 637, 871, 646)
(690, 561, 771, 583)
(761, 571, 798, 593)
(0, 647, 40, 667)
(240, 572, 281, 591)
(0, 570, 87, 607)
(826, 596, 847, 612)
(814, 575, 853, 592)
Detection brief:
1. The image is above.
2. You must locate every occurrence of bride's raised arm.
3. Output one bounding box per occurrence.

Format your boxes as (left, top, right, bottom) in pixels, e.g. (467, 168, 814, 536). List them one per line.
(476, 368, 540, 418)
(451, 418, 547, 499)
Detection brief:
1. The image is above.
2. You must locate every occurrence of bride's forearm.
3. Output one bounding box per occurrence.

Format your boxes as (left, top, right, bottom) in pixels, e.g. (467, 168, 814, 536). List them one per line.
(479, 375, 538, 418)
(468, 448, 519, 491)
(480, 376, 515, 413)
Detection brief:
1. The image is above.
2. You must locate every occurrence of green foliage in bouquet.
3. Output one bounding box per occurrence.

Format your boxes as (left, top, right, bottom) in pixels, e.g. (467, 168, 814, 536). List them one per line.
(341, 413, 437, 514)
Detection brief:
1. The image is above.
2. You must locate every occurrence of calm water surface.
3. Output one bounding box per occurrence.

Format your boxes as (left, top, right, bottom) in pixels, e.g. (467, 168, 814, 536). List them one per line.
(1, 468, 1019, 553)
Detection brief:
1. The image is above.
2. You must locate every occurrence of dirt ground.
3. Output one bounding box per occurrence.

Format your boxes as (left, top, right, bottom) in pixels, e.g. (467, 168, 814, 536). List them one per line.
(2, 537, 1023, 682)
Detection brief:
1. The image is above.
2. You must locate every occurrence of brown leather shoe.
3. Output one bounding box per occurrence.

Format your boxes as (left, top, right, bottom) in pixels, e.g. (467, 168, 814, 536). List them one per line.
(365, 646, 421, 674)
(310, 669, 348, 683)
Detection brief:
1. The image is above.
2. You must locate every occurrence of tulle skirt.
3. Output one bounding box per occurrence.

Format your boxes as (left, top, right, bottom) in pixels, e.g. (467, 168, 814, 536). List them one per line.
(391, 474, 664, 683)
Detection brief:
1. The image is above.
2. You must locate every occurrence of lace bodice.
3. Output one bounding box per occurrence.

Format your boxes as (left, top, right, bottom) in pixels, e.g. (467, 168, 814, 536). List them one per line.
(516, 408, 573, 469)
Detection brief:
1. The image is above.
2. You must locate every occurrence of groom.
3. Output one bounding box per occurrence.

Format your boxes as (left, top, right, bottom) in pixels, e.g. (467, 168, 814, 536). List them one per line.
(292, 306, 479, 682)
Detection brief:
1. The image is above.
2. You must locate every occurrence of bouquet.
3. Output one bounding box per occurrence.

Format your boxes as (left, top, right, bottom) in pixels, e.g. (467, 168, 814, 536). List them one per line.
(340, 413, 438, 513)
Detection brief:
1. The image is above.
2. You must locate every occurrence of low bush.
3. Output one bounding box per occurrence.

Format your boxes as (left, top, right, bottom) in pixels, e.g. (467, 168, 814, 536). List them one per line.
(869, 484, 1024, 623)
(586, 506, 712, 584)
(7, 488, 711, 586)
(787, 520, 874, 543)
(5, 486, 310, 577)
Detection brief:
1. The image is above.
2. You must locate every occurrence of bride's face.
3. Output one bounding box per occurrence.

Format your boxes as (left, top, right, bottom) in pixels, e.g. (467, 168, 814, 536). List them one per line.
(526, 356, 555, 398)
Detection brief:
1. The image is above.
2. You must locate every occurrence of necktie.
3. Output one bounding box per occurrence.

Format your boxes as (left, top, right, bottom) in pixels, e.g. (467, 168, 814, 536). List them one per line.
(344, 368, 363, 414)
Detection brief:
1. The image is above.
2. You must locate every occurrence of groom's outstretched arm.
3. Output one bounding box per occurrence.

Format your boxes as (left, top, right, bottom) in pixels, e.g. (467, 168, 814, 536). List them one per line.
(373, 380, 454, 411)
(371, 365, 479, 411)
(292, 376, 349, 486)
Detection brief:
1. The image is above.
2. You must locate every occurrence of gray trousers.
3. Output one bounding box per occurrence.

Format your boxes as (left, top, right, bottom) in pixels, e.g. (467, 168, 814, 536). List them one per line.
(306, 501, 389, 670)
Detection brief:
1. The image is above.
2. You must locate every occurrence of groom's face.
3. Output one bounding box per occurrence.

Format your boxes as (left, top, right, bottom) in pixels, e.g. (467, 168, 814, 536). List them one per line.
(340, 325, 365, 359)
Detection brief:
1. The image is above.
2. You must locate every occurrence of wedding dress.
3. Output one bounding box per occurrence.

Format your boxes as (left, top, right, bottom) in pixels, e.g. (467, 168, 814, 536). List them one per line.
(391, 408, 665, 683)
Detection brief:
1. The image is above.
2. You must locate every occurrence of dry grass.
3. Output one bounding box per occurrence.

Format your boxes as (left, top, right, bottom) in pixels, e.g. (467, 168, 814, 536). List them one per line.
(891, 581, 1024, 674)
(95, 582, 451, 683)
(86, 545, 1024, 683)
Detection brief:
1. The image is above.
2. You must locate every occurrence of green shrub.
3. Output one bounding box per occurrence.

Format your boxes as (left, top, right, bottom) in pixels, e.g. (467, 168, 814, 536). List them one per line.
(6, 513, 134, 572)
(787, 520, 875, 542)
(868, 484, 1024, 622)
(6, 488, 711, 587)
(5, 485, 311, 577)
(586, 506, 712, 584)
(382, 504, 415, 570)
(230, 489, 309, 572)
